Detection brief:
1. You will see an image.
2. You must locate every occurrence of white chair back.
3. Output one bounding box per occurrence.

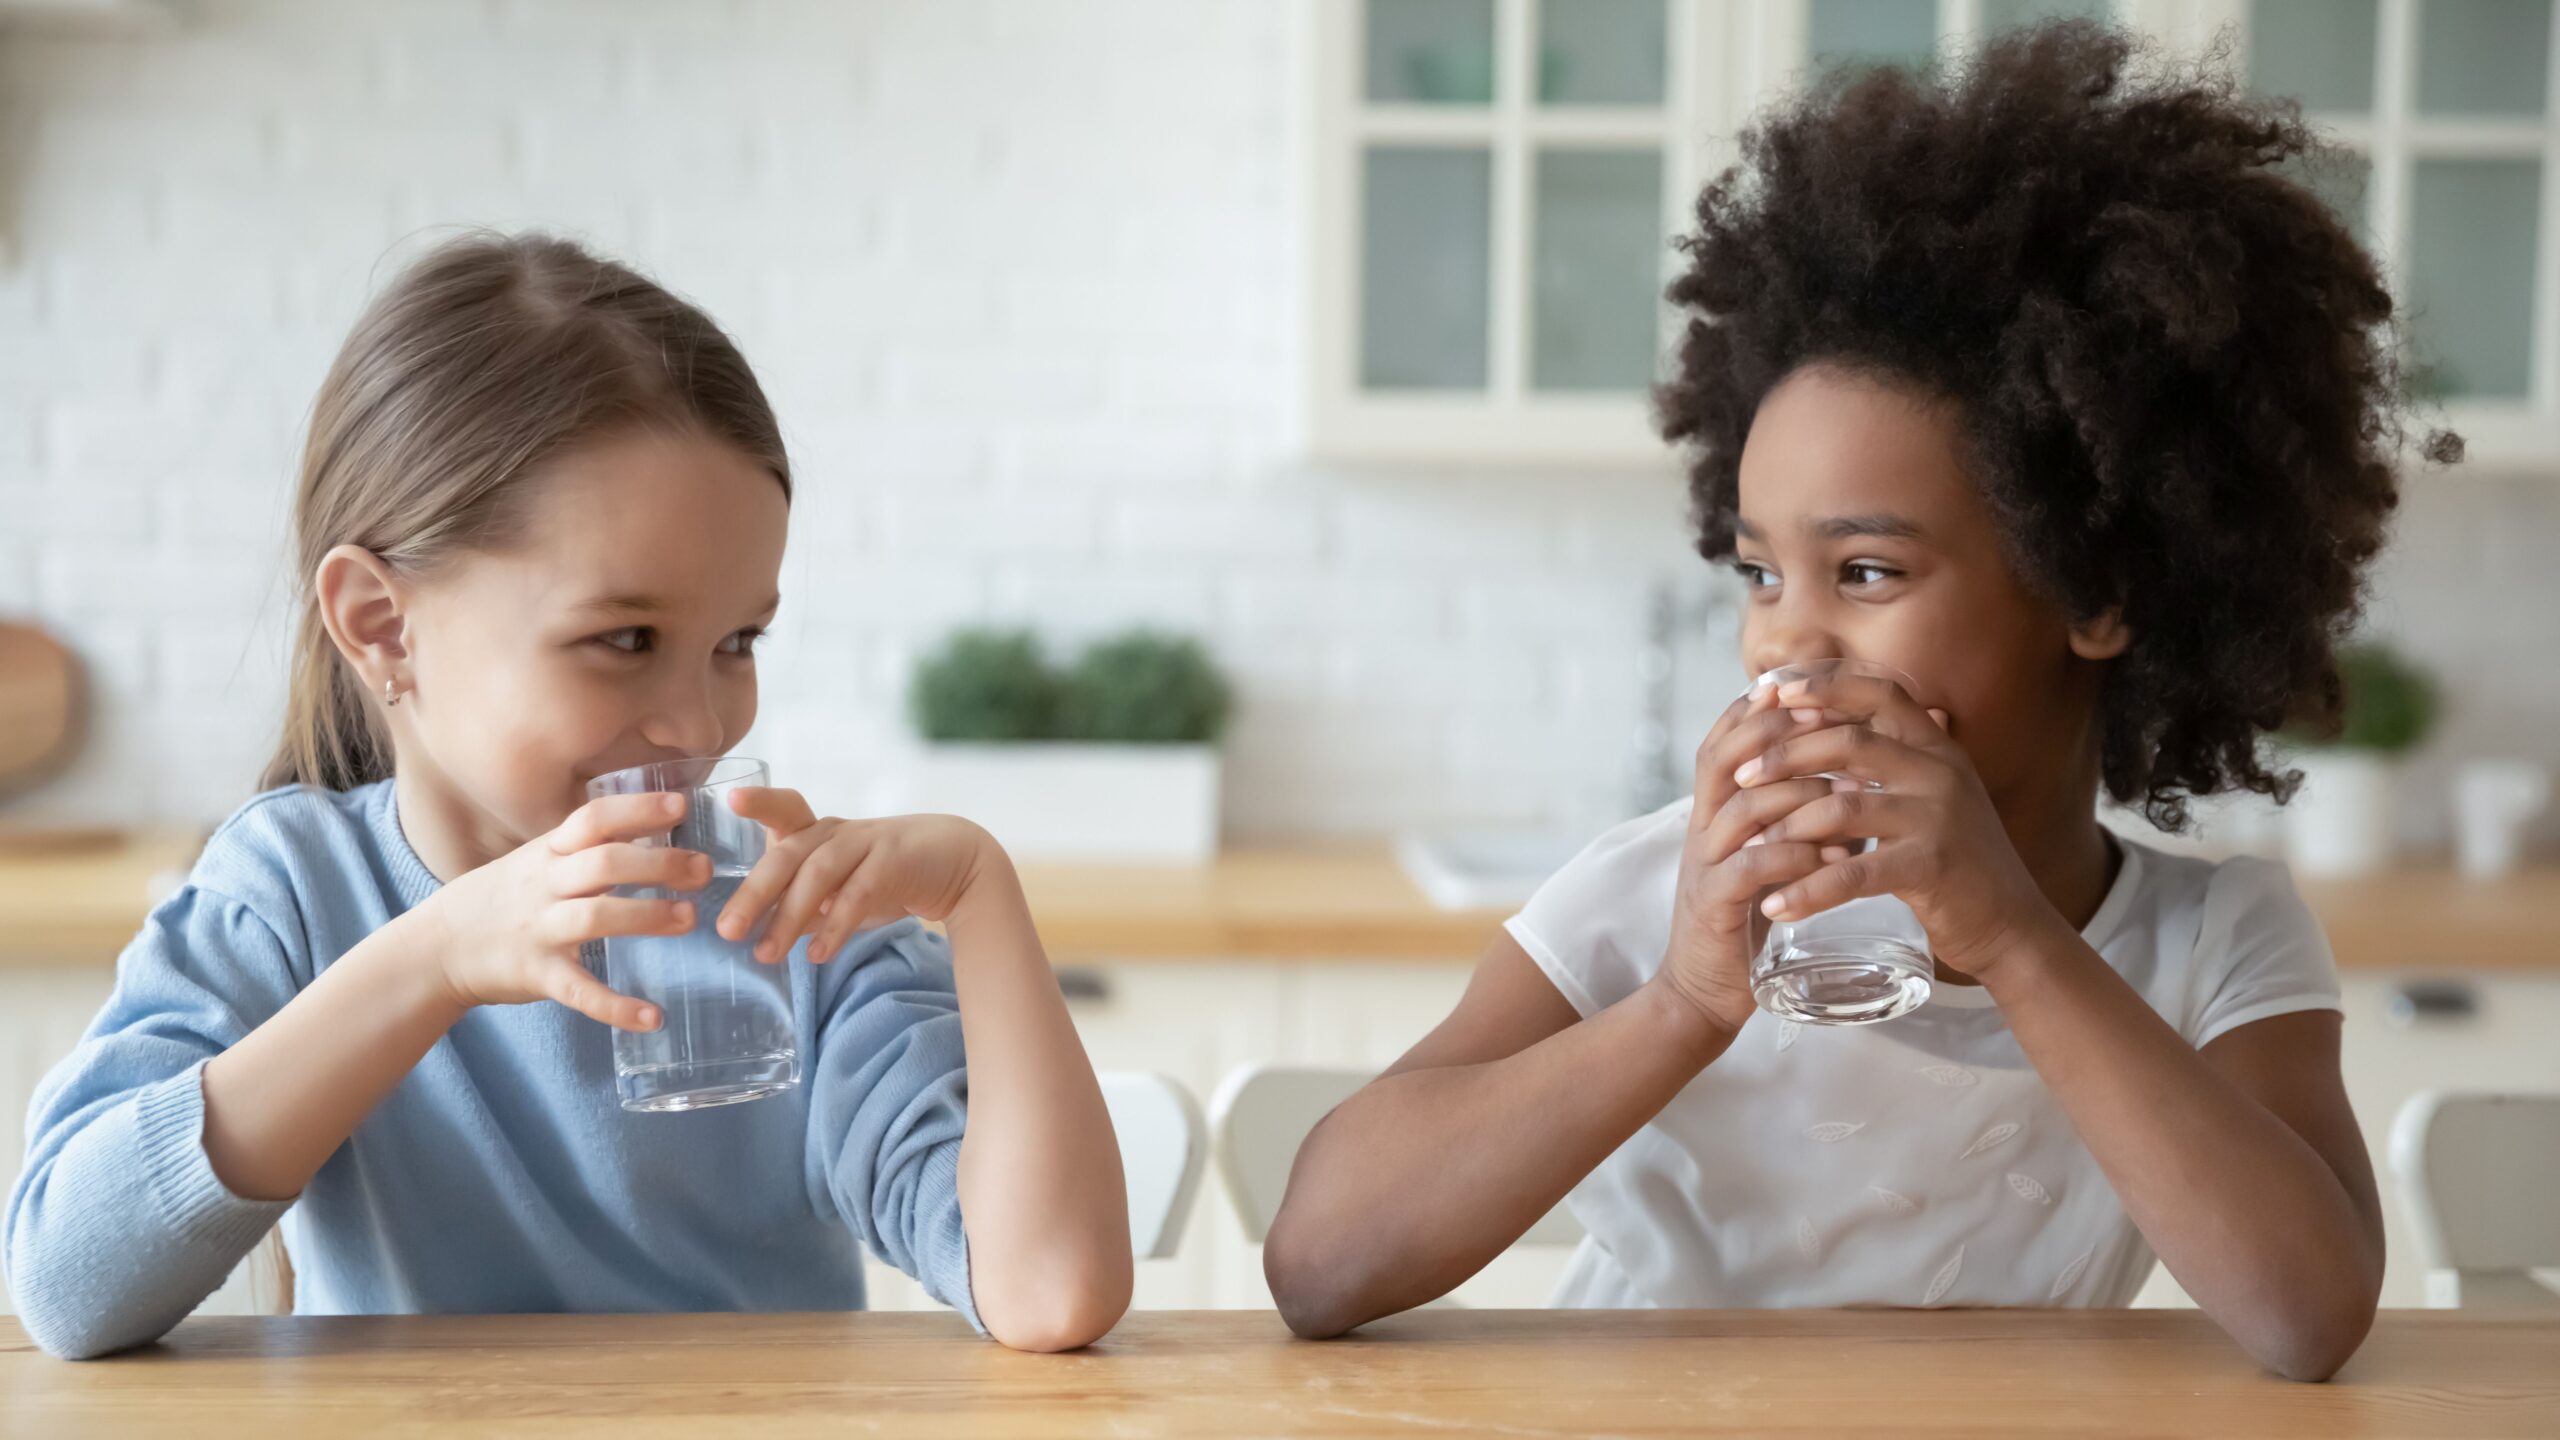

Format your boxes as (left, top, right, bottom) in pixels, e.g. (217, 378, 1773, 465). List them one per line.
(2390, 1090, 2560, 1310)
(1209, 1064, 1582, 1247)
(1100, 1070, 1209, 1261)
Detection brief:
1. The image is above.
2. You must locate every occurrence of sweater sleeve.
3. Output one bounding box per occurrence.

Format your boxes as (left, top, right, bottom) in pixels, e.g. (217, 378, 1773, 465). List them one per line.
(800, 919, 980, 1332)
(5, 884, 305, 1358)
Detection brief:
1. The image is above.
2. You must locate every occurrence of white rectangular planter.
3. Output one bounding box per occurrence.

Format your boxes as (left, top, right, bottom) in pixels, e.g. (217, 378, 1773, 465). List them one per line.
(880, 744, 1222, 864)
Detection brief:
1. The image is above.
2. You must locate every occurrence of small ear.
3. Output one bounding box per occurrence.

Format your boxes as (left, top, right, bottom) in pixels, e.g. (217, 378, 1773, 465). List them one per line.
(2069, 607, 2132, 661)
(314, 544, 411, 694)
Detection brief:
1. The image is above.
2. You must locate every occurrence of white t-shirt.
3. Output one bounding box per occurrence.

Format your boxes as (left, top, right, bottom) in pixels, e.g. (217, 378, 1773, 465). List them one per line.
(1505, 798, 2341, 1311)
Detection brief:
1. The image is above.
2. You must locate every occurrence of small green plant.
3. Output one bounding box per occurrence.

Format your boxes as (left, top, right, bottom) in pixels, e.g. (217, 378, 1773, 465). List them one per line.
(908, 626, 1231, 746)
(908, 629, 1059, 742)
(2289, 642, 2439, 754)
(1058, 631, 1231, 745)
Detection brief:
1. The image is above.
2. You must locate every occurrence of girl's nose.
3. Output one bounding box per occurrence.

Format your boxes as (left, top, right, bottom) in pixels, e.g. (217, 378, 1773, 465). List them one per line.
(642, 675, 727, 758)
(1744, 617, 1843, 683)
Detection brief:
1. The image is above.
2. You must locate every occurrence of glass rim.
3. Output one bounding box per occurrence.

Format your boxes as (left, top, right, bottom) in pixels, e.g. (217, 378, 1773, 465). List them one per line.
(1748, 657, 1921, 696)
(584, 755, 768, 799)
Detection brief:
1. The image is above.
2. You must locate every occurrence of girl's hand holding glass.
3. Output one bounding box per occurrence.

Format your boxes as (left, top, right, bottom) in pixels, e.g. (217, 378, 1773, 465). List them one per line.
(712, 789, 1008, 964)
(411, 791, 707, 1033)
(1737, 665, 2052, 980)
(1650, 686, 1856, 1038)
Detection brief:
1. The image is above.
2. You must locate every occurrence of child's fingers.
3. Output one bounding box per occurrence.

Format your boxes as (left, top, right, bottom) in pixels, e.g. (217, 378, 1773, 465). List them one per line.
(552, 792, 686, 853)
(1756, 789, 1922, 849)
(1697, 777, 1833, 864)
(1772, 669, 1944, 749)
(1702, 838, 1830, 916)
(726, 785, 819, 837)
(808, 884, 889, 964)
(554, 842, 709, 899)
(537, 957, 661, 1033)
(547, 895, 694, 947)
(761, 830, 873, 963)
(1758, 844, 1914, 922)
(1693, 696, 1819, 829)
(1737, 722, 1933, 791)
(713, 826, 831, 941)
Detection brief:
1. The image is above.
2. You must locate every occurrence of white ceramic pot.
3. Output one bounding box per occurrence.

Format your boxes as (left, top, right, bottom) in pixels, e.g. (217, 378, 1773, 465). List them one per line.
(880, 743, 1221, 864)
(2284, 749, 2398, 877)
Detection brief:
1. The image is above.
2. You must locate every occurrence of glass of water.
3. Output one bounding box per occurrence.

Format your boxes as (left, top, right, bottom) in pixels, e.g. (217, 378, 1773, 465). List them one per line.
(585, 756, 799, 1112)
(1746, 660, 1935, 1026)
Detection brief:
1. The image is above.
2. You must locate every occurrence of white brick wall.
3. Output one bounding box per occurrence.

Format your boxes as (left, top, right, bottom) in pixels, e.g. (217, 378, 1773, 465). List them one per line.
(1, 0, 2552, 852)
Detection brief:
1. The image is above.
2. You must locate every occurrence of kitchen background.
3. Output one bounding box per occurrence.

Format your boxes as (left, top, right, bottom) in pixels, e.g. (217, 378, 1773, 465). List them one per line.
(3, 0, 2556, 1318)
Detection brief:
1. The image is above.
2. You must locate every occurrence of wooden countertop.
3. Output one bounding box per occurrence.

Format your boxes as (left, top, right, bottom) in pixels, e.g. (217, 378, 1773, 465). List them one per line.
(3, 829, 2554, 970)
(5, 1309, 2554, 1437)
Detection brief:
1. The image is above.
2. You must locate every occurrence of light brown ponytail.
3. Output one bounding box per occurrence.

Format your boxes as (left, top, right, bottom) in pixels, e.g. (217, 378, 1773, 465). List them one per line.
(260, 231, 791, 792)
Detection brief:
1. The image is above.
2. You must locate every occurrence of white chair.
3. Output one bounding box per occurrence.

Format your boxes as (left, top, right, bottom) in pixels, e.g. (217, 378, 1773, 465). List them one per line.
(2390, 1090, 2560, 1310)
(1100, 1071, 1209, 1261)
(1208, 1063, 1582, 1246)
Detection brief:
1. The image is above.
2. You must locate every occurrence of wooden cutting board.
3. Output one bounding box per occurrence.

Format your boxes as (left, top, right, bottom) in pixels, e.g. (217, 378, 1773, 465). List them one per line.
(0, 620, 83, 799)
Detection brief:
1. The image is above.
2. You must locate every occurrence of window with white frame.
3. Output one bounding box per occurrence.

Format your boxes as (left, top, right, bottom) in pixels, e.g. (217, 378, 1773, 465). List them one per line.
(1306, 0, 1730, 464)
(2237, 0, 2559, 463)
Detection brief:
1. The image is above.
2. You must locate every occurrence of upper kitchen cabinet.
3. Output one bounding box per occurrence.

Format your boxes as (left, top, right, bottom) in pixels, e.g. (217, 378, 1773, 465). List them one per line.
(1312, 0, 2560, 470)
(2233, 0, 2560, 467)
(1305, 0, 1739, 464)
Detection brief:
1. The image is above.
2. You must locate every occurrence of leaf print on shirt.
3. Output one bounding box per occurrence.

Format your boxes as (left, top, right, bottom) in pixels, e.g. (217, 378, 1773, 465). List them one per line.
(1868, 1185, 1919, 1216)
(1957, 1121, 2021, 1159)
(1803, 1121, 1867, 1144)
(2050, 1248, 2094, 1300)
(1796, 1215, 1821, 1262)
(1917, 1064, 1977, 1087)
(1776, 1019, 1801, 1054)
(1922, 1246, 1965, 1306)
(2006, 1172, 2054, 1206)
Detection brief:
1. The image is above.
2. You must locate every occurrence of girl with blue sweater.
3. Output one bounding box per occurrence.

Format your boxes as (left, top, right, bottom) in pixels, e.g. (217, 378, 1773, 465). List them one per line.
(5, 233, 1131, 1358)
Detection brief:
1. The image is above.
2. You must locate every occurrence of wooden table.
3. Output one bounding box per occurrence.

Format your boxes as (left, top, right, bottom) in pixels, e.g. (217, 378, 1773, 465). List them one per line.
(5, 1309, 2554, 1437)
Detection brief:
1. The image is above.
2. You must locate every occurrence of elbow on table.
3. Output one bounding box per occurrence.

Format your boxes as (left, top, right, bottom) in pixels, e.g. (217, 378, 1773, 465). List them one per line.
(979, 1253, 1133, 1353)
(1262, 1221, 1367, 1340)
(2249, 1291, 2381, 1383)
(12, 1286, 165, 1362)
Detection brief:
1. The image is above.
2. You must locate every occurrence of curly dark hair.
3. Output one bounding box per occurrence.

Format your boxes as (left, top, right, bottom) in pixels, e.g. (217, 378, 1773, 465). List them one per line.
(1658, 21, 2459, 831)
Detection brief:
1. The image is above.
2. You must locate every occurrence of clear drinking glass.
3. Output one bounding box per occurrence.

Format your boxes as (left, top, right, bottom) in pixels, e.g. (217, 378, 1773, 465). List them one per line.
(1746, 659, 1935, 1026)
(585, 756, 799, 1112)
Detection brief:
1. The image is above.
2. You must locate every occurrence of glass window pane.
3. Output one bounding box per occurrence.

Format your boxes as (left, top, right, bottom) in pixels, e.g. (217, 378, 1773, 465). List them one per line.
(1538, 0, 1668, 106)
(2251, 0, 2379, 112)
(2406, 158, 2543, 399)
(2281, 148, 2374, 243)
(1366, 0, 1496, 105)
(1809, 0, 1937, 75)
(1362, 146, 1493, 389)
(2415, 0, 2552, 117)
(1980, 0, 2113, 34)
(1530, 147, 1666, 391)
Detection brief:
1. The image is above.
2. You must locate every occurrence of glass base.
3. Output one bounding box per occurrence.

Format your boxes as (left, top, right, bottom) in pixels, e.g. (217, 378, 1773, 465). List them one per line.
(616, 1052, 801, 1113)
(1753, 945, 1933, 1026)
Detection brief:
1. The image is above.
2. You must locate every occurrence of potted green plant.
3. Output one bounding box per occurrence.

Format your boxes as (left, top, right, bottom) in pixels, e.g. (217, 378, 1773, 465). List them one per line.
(2282, 642, 2439, 877)
(889, 627, 1232, 863)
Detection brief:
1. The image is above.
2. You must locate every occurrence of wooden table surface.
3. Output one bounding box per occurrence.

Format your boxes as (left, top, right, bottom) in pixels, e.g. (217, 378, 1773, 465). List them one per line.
(5, 1309, 2555, 1438)
(4, 828, 2556, 971)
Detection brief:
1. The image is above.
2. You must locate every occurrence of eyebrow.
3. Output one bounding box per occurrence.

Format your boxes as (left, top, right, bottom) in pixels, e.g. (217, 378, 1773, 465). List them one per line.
(1732, 514, 1925, 544)
(572, 593, 783, 620)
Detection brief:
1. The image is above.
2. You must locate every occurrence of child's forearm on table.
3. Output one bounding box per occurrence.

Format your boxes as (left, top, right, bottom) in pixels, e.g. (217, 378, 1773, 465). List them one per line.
(945, 861, 1133, 1351)
(1981, 920, 2380, 1379)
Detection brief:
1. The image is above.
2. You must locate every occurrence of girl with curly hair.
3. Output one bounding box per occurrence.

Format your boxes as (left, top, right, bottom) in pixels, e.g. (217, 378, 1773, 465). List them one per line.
(1266, 20, 2445, 1381)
